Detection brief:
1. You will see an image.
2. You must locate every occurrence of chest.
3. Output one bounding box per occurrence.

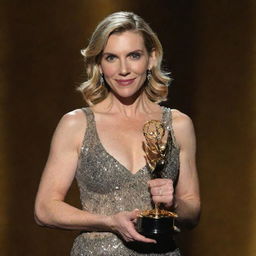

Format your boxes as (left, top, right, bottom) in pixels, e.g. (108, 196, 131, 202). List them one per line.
(98, 119, 144, 147)
(90, 110, 168, 174)
(96, 118, 146, 170)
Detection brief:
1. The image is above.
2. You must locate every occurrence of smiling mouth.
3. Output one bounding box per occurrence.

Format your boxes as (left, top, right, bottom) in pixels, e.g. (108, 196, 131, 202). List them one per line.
(115, 78, 136, 86)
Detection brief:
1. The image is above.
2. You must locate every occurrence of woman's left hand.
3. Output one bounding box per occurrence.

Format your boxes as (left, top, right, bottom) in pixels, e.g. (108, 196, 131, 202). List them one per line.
(147, 178, 174, 208)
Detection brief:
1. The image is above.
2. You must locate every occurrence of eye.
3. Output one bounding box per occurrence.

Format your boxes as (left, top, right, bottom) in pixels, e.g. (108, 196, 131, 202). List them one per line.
(105, 54, 116, 62)
(129, 52, 141, 60)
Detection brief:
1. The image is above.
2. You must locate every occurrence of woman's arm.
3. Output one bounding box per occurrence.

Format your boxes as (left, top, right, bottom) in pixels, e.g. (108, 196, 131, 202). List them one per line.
(34, 110, 109, 230)
(34, 110, 155, 243)
(172, 110, 201, 229)
(147, 110, 200, 230)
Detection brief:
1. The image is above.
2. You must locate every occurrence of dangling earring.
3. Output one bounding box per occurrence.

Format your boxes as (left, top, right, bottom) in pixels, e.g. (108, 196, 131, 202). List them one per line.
(100, 73, 104, 86)
(147, 69, 152, 82)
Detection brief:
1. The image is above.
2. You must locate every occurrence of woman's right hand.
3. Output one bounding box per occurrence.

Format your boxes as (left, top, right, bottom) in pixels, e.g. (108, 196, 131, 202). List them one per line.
(107, 209, 156, 243)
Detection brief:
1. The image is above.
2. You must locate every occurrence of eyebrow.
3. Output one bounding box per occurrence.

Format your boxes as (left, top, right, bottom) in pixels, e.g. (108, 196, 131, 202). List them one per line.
(102, 49, 144, 56)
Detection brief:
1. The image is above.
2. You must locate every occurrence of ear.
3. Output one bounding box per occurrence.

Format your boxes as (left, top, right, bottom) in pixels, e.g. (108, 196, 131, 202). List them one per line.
(148, 49, 156, 70)
(98, 64, 103, 74)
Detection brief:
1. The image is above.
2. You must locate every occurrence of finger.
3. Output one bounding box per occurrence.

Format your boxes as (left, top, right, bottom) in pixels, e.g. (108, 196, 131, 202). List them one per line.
(128, 228, 156, 243)
(148, 178, 171, 187)
(119, 223, 138, 242)
(133, 209, 140, 215)
(151, 186, 170, 196)
(129, 209, 140, 220)
(124, 219, 156, 243)
(152, 195, 174, 205)
(148, 178, 165, 187)
(124, 235, 134, 242)
(149, 183, 174, 197)
(152, 195, 162, 204)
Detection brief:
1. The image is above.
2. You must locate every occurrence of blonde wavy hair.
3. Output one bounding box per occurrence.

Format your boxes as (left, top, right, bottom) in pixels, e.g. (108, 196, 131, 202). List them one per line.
(78, 11, 171, 106)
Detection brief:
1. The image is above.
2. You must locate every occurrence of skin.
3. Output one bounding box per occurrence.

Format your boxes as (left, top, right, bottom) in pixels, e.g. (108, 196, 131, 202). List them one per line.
(34, 30, 200, 244)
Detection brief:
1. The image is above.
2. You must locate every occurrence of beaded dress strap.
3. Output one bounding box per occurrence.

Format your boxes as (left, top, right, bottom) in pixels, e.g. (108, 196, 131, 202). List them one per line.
(79, 108, 98, 155)
(81, 107, 96, 130)
(162, 107, 179, 148)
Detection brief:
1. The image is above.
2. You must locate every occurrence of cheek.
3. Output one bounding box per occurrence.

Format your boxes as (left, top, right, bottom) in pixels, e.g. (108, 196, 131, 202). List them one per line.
(101, 64, 117, 77)
(133, 61, 149, 74)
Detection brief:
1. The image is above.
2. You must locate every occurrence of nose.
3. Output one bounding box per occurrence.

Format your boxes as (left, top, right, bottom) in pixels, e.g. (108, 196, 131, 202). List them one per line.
(119, 59, 130, 76)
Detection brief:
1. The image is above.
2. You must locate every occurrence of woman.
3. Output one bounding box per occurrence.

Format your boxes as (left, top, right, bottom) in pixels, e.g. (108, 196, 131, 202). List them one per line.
(34, 12, 200, 255)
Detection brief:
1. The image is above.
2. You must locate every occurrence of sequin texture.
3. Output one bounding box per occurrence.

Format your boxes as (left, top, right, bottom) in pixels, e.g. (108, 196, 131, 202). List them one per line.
(70, 107, 181, 256)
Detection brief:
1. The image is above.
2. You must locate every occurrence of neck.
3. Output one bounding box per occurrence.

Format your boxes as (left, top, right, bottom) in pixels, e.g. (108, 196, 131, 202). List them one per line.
(98, 92, 158, 118)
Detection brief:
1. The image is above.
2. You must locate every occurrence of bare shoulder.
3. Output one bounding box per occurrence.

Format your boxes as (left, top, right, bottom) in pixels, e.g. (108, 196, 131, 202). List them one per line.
(171, 109, 195, 149)
(59, 109, 87, 129)
(171, 109, 193, 129)
(52, 109, 87, 151)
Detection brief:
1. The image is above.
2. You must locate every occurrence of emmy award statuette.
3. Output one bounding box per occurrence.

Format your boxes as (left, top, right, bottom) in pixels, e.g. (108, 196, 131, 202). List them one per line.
(136, 120, 179, 239)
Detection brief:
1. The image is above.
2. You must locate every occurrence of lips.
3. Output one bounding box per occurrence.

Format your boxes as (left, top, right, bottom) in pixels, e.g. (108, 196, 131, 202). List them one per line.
(115, 78, 136, 86)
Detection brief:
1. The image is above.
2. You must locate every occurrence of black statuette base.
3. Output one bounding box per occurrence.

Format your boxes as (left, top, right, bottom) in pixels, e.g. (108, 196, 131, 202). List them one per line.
(137, 215, 177, 239)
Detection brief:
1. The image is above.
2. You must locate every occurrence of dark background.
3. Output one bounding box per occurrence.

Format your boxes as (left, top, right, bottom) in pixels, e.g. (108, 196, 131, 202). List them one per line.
(1, 0, 256, 255)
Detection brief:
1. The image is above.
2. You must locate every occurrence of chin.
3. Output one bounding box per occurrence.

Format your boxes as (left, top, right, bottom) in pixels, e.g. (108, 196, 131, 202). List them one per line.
(114, 88, 143, 100)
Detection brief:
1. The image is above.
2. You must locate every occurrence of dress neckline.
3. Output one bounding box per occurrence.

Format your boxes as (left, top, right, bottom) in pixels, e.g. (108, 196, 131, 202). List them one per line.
(87, 107, 168, 176)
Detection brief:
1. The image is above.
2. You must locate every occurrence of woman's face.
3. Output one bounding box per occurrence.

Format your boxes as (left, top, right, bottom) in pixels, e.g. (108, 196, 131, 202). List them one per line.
(100, 30, 155, 101)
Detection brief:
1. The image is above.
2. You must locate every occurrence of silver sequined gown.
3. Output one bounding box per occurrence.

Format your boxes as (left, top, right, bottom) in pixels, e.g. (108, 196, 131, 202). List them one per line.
(71, 107, 181, 256)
